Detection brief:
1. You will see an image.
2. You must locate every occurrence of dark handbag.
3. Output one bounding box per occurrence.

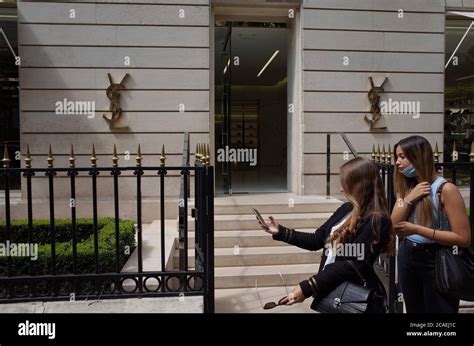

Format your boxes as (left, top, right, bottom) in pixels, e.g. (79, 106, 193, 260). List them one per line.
(434, 182, 474, 300)
(310, 260, 387, 313)
(435, 246, 474, 300)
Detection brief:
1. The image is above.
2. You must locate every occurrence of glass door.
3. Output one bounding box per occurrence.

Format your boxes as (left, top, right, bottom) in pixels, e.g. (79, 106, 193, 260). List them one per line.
(215, 21, 288, 195)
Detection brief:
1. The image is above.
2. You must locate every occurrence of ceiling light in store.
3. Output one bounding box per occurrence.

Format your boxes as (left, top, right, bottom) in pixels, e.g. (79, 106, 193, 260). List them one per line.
(223, 59, 230, 74)
(257, 50, 279, 78)
(457, 74, 474, 81)
(446, 21, 474, 68)
(449, 11, 474, 18)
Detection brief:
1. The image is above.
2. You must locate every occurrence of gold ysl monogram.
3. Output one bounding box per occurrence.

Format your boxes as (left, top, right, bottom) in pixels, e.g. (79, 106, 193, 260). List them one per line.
(103, 73, 129, 129)
(364, 77, 388, 130)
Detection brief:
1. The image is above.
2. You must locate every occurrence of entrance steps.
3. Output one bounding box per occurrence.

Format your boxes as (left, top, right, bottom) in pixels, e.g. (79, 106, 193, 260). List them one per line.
(187, 213, 333, 231)
(207, 194, 341, 290)
(121, 193, 474, 313)
(123, 193, 343, 312)
(188, 228, 314, 248)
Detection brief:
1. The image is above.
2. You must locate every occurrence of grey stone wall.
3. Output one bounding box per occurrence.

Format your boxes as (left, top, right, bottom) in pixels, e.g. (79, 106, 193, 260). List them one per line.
(301, 0, 446, 194)
(17, 0, 211, 200)
(16, 0, 455, 198)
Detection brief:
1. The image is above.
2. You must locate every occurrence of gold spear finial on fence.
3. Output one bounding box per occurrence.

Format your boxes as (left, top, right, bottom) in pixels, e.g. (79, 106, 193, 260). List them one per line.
(204, 144, 211, 166)
(376, 144, 381, 163)
(198, 143, 203, 163)
(47, 144, 54, 168)
(24, 144, 32, 169)
(451, 140, 458, 162)
(69, 144, 76, 168)
(195, 143, 200, 163)
(112, 144, 119, 168)
(202, 144, 206, 165)
(160, 145, 166, 167)
(202, 143, 206, 161)
(90, 144, 97, 168)
(381, 144, 386, 164)
(470, 142, 474, 162)
(386, 144, 392, 165)
(207, 143, 212, 166)
(2, 144, 10, 168)
(371, 144, 376, 162)
(434, 142, 440, 164)
(136, 144, 142, 167)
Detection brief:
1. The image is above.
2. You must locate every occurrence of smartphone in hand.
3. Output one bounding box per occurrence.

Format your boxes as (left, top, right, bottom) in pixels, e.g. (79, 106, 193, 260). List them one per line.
(252, 208, 269, 229)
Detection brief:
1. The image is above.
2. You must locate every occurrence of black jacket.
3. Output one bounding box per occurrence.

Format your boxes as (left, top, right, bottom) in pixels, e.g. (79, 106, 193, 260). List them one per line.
(273, 202, 391, 300)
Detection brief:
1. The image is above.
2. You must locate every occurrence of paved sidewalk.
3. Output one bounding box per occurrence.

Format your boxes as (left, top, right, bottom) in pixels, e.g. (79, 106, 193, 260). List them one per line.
(0, 296, 203, 313)
(216, 286, 313, 313)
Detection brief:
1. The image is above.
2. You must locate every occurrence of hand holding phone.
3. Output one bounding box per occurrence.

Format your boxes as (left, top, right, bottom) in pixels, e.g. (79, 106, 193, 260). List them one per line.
(253, 209, 279, 235)
(253, 208, 268, 228)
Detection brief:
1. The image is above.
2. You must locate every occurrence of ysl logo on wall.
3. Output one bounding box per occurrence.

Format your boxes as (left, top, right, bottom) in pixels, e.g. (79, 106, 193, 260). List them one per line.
(103, 73, 130, 129)
(364, 77, 388, 130)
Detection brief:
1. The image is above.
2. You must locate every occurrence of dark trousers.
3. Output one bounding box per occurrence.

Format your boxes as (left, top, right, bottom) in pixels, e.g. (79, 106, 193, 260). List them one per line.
(398, 238, 459, 313)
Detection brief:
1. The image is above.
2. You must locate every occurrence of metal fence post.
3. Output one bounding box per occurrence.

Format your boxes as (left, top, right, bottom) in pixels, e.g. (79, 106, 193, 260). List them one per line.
(204, 166, 215, 313)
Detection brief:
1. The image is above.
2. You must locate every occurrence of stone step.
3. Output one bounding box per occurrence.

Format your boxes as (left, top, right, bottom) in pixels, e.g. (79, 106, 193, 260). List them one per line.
(187, 228, 316, 248)
(174, 247, 322, 268)
(214, 263, 319, 289)
(187, 212, 332, 231)
(212, 202, 341, 215)
(122, 220, 177, 273)
(211, 194, 342, 215)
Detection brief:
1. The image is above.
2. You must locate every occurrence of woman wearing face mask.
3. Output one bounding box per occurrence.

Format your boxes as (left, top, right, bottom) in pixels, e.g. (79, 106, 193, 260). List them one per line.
(392, 135, 471, 313)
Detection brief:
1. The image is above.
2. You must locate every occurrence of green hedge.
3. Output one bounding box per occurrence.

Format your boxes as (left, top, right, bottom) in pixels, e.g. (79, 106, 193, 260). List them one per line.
(0, 218, 136, 277)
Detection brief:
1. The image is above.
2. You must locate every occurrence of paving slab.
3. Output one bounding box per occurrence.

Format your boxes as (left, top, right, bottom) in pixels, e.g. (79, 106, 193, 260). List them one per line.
(0, 296, 203, 313)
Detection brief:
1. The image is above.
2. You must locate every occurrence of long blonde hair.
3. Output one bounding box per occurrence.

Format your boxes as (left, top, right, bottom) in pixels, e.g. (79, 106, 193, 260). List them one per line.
(393, 135, 435, 227)
(329, 157, 394, 255)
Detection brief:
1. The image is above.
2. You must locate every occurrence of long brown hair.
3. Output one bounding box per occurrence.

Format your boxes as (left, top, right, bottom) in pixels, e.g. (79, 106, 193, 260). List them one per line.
(393, 135, 435, 227)
(329, 157, 394, 255)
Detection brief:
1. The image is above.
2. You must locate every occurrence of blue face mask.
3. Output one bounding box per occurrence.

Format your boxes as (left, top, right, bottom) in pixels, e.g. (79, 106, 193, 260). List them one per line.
(401, 165, 417, 178)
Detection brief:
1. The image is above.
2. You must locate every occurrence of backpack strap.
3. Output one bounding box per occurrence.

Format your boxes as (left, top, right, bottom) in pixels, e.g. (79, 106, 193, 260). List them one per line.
(436, 181, 447, 230)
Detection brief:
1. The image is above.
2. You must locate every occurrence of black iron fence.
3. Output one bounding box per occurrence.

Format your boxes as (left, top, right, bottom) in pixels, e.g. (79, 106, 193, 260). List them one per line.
(325, 133, 359, 197)
(0, 141, 20, 190)
(373, 160, 400, 313)
(0, 133, 215, 313)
